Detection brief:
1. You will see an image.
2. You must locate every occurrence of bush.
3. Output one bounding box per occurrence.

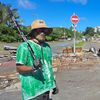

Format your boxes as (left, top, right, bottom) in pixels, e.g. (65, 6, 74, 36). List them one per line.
(0, 35, 16, 42)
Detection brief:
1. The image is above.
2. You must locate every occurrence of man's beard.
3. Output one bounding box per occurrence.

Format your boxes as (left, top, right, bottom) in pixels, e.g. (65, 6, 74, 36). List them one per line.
(36, 37, 45, 43)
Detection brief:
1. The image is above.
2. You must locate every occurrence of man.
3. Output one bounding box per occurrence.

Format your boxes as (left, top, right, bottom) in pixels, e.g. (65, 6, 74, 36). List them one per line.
(16, 20, 56, 100)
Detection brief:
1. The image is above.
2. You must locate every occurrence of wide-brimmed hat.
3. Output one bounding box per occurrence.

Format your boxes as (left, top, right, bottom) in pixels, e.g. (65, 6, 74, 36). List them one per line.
(28, 20, 53, 36)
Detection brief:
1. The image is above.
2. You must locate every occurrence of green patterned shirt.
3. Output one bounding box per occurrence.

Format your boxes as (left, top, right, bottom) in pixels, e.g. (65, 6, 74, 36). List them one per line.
(16, 40, 56, 100)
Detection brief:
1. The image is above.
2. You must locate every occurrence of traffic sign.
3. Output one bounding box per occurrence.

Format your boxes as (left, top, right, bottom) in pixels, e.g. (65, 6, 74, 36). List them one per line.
(71, 14, 79, 24)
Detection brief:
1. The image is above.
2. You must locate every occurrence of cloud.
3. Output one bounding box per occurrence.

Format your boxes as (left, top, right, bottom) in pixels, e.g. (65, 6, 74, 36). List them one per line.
(67, 0, 88, 5)
(49, 0, 88, 5)
(18, 0, 37, 9)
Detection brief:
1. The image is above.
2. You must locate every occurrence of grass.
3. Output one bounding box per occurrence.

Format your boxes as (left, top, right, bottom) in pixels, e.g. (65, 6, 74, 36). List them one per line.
(76, 41, 87, 48)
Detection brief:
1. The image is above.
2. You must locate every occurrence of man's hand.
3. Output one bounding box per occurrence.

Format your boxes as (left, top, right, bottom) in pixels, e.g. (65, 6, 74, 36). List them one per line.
(33, 58, 42, 70)
(52, 87, 59, 95)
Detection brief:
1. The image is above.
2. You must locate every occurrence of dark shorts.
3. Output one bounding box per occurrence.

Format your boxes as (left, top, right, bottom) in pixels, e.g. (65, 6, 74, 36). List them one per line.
(30, 91, 50, 100)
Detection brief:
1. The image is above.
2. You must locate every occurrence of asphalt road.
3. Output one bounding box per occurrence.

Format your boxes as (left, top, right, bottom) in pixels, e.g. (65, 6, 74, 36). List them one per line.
(0, 62, 100, 100)
(53, 63, 100, 100)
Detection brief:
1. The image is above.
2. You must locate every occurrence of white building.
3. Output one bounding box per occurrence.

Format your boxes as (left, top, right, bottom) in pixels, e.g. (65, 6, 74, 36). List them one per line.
(94, 26, 100, 32)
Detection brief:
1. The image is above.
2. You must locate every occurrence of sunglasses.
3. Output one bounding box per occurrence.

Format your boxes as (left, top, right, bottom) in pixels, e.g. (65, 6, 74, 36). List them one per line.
(33, 28, 52, 35)
(35, 28, 48, 33)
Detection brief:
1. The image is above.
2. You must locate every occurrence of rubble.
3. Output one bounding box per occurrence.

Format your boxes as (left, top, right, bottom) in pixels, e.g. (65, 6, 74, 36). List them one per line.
(0, 56, 12, 63)
(0, 73, 19, 90)
(52, 51, 100, 71)
(4, 45, 17, 50)
(62, 47, 82, 53)
(52, 53, 83, 71)
(0, 45, 17, 63)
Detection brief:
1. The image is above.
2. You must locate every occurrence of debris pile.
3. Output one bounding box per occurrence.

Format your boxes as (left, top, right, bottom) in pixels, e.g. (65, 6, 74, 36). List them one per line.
(52, 51, 100, 71)
(53, 53, 83, 71)
(0, 73, 19, 90)
(62, 47, 82, 53)
(0, 45, 17, 63)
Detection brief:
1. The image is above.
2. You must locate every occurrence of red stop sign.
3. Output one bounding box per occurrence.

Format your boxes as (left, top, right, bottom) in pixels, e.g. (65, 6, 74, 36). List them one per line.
(71, 15, 79, 24)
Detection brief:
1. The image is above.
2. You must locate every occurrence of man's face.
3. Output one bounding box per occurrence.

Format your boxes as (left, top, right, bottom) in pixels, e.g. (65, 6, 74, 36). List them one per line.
(32, 28, 51, 42)
(35, 32, 46, 42)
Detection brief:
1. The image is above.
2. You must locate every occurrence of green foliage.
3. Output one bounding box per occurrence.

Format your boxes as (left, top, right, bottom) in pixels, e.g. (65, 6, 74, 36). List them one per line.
(0, 2, 20, 26)
(76, 41, 86, 47)
(53, 28, 63, 37)
(83, 27, 95, 37)
(68, 27, 74, 37)
(0, 2, 28, 43)
(76, 31, 83, 39)
(95, 31, 100, 35)
(0, 35, 16, 42)
(0, 25, 22, 42)
(46, 36, 53, 41)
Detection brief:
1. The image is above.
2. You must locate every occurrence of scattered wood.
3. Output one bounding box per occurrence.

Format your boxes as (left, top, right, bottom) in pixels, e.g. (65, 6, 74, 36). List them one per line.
(83, 49, 89, 52)
(4, 45, 17, 50)
(11, 56, 16, 60)
(9, 50, 16, 54)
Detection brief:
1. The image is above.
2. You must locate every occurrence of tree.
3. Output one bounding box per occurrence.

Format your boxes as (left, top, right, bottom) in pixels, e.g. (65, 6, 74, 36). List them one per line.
(84, 27, 95, 37)
(0, 2, 24, 42)
(0, 2, 19, 25)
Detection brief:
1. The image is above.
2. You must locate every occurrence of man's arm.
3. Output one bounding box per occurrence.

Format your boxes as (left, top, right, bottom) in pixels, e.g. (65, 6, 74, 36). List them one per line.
(16, 65, 33, 72)
(16, 44, 34, 73)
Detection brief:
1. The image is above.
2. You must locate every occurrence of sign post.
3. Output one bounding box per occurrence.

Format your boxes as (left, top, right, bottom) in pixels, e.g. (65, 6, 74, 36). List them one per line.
(71, 13, 79, 55)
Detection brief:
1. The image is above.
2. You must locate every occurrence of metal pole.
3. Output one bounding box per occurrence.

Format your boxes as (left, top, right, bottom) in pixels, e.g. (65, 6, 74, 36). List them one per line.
(73, 24, 76, 55)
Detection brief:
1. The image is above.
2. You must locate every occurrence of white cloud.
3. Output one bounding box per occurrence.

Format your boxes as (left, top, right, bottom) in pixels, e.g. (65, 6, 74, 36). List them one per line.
(67, 0, 87, 5)
(50, 0, 88, 5)
(18, 0, 37, 9)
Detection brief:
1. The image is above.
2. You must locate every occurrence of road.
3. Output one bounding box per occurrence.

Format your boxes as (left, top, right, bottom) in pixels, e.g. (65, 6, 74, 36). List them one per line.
(53, 63, 100, 100)
(0, 62, 100, 100)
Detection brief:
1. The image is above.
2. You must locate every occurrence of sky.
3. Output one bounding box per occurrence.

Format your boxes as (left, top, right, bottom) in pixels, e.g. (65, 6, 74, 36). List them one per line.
(0, 0, 100, 32)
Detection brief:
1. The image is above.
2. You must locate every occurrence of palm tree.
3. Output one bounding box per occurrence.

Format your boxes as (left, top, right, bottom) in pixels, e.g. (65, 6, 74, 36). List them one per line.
(0, 2, 20, 27)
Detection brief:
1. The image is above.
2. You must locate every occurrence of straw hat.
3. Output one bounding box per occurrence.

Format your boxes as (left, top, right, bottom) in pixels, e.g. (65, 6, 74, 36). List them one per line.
(28, 20, 53, 36)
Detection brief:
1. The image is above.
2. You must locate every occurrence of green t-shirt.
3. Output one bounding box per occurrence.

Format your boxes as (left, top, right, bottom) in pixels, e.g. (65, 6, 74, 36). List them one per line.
(16, 40, 56, 100)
